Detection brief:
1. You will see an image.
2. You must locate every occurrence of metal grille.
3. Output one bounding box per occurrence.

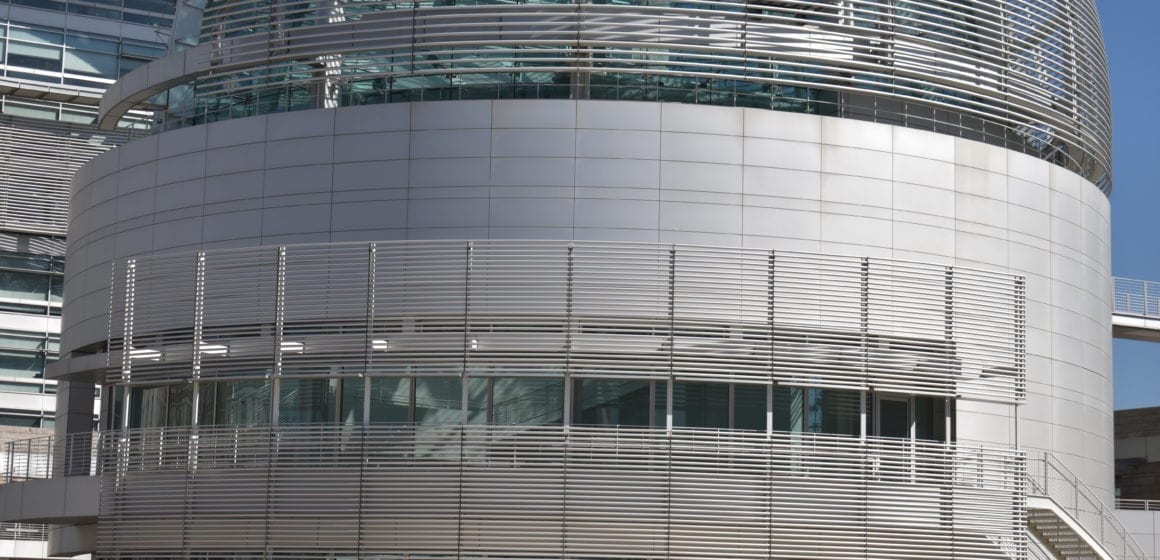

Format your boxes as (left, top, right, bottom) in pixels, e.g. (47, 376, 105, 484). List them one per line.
(108, 240, 1025, 402)
(97, 424, 1027, 559)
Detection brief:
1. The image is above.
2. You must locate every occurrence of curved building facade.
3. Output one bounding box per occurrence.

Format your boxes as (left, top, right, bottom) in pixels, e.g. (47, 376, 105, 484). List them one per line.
(51, 0, 1113, 558)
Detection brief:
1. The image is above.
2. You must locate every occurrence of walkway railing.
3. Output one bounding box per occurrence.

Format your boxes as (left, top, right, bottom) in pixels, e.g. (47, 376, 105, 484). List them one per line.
(2, 432, 97, 482)
(1113, 277, 1160, 318)
(1027, 451, 1148, 560)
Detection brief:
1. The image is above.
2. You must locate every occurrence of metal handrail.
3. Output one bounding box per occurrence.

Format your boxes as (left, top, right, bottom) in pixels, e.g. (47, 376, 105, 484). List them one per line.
(1027, 451, 1148, 560)
(2, 432, 98, 482)
(1113, 277, 1160, 318)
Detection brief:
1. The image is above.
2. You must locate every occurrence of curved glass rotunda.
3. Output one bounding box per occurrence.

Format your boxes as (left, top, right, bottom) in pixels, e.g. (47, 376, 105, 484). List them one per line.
(39, 0, 1119, 558)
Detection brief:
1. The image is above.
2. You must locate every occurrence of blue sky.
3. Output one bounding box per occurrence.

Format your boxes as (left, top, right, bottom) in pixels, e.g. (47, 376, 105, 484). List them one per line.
(1097, 1, 1160, 410)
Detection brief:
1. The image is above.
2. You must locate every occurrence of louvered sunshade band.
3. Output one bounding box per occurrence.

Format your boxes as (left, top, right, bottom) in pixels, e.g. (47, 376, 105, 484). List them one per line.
(108, 240, 1025, 402)
(97, 424, 1027, 559)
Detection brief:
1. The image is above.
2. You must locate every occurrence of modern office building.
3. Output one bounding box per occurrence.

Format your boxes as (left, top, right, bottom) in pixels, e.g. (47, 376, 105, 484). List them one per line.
(0, 0, 170, 556)
(0, 0, 1139, 558)
(0, 0, 171, 429)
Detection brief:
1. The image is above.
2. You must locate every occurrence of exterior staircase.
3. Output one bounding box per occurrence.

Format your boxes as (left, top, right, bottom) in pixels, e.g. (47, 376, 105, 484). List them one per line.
(1026, 452, 1146, 560)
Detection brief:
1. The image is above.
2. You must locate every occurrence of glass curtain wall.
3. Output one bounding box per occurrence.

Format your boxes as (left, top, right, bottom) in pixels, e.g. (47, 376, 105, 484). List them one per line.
(116, 377, 953, 442)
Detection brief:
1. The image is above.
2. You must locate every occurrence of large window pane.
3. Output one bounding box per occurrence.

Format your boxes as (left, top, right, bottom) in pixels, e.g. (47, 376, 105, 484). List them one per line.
(0, 271, 47, 300)
(914, 396, 949, 442)
(339, 378, 365, 425)
(733, 384, 767, 431)
(203, 380, 270, 426)
(66, 33, 118, 53)
(772, 385, 803, 433)
(7, 41, 63, 71)
(878, 398, 909, 439)
(167, 383, 192, 426)
(574, 379, 650, 427)
(492, 378, 563, 425)
(414, 377, 461, 424)
(671, 381, 728, 429)
(369, 377, 410, 423)
(278, 378, 336, 424)
(129, 385, 167, 429)
(808, 388, 859, 437)
(466, 378, 488, 424)
(65, 50, 118, 77)
(107, 385, 124, 430)
(9, 27, 63, 44)
(0, 414, 39, 427)
(0, 349, 43, 378)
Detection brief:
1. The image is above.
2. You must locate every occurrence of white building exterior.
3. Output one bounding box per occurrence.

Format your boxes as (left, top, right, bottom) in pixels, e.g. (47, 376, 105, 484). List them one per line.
(0, 0, 1140, 558)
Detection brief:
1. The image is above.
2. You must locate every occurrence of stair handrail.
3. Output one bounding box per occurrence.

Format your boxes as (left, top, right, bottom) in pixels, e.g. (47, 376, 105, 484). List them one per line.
(1027, 451, 1147, 560)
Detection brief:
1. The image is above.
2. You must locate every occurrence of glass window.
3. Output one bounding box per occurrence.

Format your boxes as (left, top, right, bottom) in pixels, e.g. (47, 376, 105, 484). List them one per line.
(121, 42, 166, 58)
(0, 252, 57, 272)
(129, 385, 168, 429)
(0, 381, 41, 393)
(878, 397, 910, 439)
(574, 379, 651, 427)
(0, 349, 43, 378)
(0, 331, 46, 350)
(167, 384, 193, 426)
(7, 41, 63, 71)
(49, 276, 62, 303)
(914, 396, 949, 442)
(122, 12, 171, 26)
(65, 50, 118, 77)
(68, 2, 121, 18)
(0, 271, 48, 301)
(107, 385, 124, 430)
(60, 110, 96, 124)
(201, 380, 270, 426)
(0, 413, 39, 427)
(123, 0, 174, 13)
(670, 381, 729, 429)
(733, 384, 767, 431)
(65, 33, 118, 53)
(9, 27, 63, 44)
(808, 388, 860, 437)
(492, 378, 563, 425)
(465, 378, 488, 424)
(339, 378, 364, 425)
(2, 101, 58, 120)
(369, 377, 410, 423)
(278, 378, 336, 424)
(413, 377, 460, 424)
(772, 385, 803, 433)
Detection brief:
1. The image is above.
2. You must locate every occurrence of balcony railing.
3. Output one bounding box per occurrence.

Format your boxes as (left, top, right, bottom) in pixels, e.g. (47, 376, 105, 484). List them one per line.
(2, 432, 97, 482)
(1113, 277, 1160, 318)
(1027, 451, 1147, 560)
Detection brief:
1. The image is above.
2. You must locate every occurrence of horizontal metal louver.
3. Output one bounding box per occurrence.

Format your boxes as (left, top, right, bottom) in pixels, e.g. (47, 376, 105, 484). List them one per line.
(97, 424, 1027, 559)
(108, 240, 1025, 402)
(0, 115, 133, 237)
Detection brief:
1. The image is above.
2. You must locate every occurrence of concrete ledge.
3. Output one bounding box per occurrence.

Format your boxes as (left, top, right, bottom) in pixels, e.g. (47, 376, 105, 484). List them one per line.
(0, 475, 97, 523)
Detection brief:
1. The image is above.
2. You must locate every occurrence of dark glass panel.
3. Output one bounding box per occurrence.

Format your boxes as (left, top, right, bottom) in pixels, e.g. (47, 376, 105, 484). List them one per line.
(574, 379, 650, 427)
(368, 377, 410, 423)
